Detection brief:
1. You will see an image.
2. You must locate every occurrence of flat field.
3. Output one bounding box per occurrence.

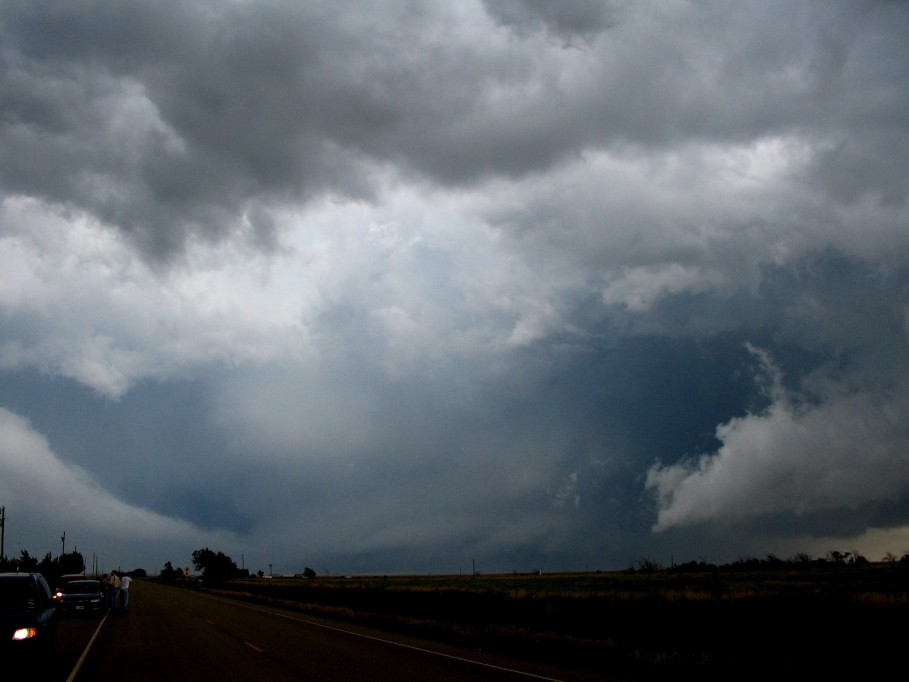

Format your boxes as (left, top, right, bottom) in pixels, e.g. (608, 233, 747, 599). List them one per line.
(195, 563, 909, 679)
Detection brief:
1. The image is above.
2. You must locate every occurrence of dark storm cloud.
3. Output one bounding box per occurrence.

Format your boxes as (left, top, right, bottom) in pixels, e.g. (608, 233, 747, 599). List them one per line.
(1, 1, 909, 574)
(2, 1, 906, 259)
(482, 0, 617, 43)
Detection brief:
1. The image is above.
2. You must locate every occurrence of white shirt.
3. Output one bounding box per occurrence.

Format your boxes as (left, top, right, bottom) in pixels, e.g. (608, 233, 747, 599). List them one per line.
(120, 575, 132, 590)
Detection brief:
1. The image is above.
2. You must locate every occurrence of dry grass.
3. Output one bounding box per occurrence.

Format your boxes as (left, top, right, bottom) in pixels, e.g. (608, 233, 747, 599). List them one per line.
(183, 564, 909, 679)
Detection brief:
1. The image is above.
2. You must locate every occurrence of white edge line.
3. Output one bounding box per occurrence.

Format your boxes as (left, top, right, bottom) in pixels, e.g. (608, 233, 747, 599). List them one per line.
(227, 598, 566, 682)
(65, 609, 110, 682)
(243, 640, 265, 653)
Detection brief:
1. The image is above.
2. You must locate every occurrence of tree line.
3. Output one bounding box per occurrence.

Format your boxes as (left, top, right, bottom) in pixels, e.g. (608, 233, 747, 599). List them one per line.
(633, 549, 909, 574)
(159, 548, 316, 584)
(0, 548, 146, 583)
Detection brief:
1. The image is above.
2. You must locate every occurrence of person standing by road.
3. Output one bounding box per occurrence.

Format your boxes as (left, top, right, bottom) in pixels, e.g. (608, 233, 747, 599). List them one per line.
(119, 572, 132, 610)
(109, 570, 121, 610)
(100, 573, 110, 605)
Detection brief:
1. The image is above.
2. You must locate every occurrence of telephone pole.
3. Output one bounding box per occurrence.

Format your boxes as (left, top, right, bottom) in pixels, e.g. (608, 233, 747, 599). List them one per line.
(61, 531, 66, 556)
(1, 506, 6, 560)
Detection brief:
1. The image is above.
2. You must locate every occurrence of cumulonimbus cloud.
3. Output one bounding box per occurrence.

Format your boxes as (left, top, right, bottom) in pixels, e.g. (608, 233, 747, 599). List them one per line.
(0, 406, 233, 564)
(646, 348, 909, 531)
(0, 0, 907, 573)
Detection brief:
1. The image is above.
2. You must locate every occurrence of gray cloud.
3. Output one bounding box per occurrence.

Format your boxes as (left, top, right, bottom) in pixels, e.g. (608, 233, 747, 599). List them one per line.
(1, 1, 908, 573)
(482, 0, 617, 43)
(3, 1, 905, 258)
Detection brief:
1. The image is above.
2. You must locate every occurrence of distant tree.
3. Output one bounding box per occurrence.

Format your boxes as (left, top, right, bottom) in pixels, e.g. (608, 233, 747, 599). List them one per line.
(18, 549, 38, 572)
(192, 548, 240, 584)
(848, 551, 869, 566)
(635, 557, 663, 573)
(669, 560, 717, 574)
(826, 550, 847, 564)
(732, 555, 759, 570)
(58, 551, 85, 575)
(302, 567, 316, 579)
(37, 552, 57, 580)
(764, 553, 785, 568)
(883, 552, 898, 565)
(160, 561, 182, 581)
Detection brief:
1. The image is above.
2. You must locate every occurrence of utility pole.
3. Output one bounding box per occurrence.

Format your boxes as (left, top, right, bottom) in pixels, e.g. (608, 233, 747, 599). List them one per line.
(1, 506, 5, 560)
(61, 531, 66, 556)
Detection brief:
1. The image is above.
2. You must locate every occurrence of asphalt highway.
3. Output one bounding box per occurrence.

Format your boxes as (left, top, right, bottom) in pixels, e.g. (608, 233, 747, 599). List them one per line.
(49, 581, 610, 681)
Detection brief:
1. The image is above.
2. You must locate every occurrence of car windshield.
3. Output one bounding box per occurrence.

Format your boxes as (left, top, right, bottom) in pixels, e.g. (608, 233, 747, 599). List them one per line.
(0, 579, 37, 612)
(64, 580, 101, 593)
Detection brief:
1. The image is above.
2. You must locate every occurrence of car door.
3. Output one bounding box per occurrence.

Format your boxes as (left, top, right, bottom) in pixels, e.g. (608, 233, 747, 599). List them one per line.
(34, 576, 58, 646)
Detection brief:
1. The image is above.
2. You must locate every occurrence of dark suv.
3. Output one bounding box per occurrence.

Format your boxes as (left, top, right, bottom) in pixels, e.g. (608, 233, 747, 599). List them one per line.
(0, 572, 58, 655)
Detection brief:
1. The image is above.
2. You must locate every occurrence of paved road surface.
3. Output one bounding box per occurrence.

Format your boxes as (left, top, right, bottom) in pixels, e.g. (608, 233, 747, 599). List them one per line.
(55, 581, 609, 681)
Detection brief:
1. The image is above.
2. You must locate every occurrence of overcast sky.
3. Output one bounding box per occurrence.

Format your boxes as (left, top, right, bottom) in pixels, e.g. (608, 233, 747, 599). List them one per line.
(1, 0, 908, 576)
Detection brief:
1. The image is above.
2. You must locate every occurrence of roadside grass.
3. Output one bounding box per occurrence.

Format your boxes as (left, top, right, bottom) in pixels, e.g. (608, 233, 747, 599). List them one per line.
(183, 563, 909, 679)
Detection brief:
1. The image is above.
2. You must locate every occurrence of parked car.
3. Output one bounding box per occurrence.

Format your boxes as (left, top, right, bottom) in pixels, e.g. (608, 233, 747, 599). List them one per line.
(53, 572, 88, 595)
(54, 579, 106, 615)
(0, 572, 58, 656)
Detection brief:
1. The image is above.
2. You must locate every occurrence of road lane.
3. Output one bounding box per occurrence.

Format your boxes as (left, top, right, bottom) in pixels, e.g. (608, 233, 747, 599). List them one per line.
(72, 581, 609, 681)
(47, 612, 106, 681)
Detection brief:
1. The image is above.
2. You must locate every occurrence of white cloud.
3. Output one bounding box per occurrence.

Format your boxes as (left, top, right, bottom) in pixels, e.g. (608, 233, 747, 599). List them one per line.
(647, 349, 909, 531)
(602, 263, 722, 312)
(0, 197, 312, 397)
